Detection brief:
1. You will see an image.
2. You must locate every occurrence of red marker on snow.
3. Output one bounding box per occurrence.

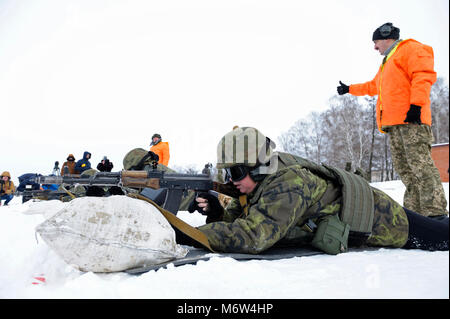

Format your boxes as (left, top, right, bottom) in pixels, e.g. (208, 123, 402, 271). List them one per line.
(31, 274, 46, 285)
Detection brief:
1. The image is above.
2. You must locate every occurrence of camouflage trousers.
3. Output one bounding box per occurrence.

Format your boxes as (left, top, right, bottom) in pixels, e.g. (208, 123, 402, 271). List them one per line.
(387, 124, 448, 217)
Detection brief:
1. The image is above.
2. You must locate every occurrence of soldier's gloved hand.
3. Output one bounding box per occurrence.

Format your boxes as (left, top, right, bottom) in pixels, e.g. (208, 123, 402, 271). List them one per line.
(148, 151, 159, 162)
(188, 193, 224, 222)
(337, 81, 349, 95)
(173, 227, 205, 248)
(187, 196, 201, 214)
(404, 104, 422, 124)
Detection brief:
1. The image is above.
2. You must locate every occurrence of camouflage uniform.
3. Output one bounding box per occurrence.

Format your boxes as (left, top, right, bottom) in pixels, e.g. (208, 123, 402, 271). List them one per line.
(199, 153, 409, 254)
(385, 124, 448, 217)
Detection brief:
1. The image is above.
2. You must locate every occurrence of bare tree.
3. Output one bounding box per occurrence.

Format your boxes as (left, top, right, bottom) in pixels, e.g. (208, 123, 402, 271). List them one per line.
(279, 119, 312, 158)
(326, 95, 373, 170)
(430, 77, 449, 144)
(365, 96, 377, 181)
(172, 164, 199, 174)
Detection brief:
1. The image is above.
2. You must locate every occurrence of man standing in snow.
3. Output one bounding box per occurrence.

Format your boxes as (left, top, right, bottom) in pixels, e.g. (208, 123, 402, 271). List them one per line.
(183, 127, 448, 254)
(336, 22, 447, 219)
(150, 134, 170, 167)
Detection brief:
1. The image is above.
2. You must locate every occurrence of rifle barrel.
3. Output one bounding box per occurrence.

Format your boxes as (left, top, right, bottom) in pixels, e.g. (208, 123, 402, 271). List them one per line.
(36, 171, 213, 190)
(37, 175, 120, 187)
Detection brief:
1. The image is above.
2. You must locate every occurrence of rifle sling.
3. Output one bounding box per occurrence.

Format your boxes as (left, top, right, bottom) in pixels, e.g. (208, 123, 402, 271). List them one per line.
(61, 185, 76, 199)
(128, 193, 215, 252)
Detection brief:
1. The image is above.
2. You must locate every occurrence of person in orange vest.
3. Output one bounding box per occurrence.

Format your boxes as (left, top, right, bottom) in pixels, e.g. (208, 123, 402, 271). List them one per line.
(337, 22, 447, 219)
(150, 133, 170, 166)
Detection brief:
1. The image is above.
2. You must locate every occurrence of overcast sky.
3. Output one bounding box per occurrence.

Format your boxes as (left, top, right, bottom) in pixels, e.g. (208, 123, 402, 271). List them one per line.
(0, 0, 448, 182)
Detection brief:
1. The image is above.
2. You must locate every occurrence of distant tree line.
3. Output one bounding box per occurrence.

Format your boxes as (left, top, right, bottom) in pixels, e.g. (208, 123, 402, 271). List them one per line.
(278, 77, 449, 182)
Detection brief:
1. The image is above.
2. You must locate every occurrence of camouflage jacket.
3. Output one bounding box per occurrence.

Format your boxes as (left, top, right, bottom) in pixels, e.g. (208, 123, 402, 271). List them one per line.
(199, 158, 409, 254)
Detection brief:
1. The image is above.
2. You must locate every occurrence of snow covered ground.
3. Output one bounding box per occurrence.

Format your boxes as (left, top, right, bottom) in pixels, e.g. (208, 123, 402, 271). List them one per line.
(0, 180, 448, 299)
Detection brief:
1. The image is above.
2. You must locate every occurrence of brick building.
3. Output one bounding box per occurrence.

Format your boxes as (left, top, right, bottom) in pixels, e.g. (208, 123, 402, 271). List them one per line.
(431, 143, 449, 182)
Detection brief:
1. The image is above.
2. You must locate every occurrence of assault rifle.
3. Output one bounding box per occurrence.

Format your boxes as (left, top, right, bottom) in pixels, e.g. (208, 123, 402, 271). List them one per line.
(16, 188, 73, 203)
(36, 170, 241, 214)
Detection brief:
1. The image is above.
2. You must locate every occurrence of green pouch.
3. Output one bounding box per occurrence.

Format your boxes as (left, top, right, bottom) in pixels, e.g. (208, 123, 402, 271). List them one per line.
(311, 214, 350, 255)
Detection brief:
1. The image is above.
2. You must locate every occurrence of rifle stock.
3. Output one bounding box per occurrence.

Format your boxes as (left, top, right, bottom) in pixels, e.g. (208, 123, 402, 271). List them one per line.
(121, 176, 160, 189)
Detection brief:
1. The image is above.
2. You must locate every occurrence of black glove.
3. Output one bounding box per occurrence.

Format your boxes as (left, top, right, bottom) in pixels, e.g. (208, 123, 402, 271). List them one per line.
(173, 227, 205, 248)
(148, 151, 159, 162)
(188, 192, 224, 222)
(337, 81, 349, 95)
(404, 104, 422, 124)
(187, 195, 201, 214)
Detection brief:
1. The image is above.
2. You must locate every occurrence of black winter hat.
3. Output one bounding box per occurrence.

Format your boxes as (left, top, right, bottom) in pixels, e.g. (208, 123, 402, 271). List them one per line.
(372, 22, 400, 41)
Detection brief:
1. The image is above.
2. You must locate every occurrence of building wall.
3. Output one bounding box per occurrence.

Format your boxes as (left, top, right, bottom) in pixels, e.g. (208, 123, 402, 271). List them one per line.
(431, 143, 449, 182)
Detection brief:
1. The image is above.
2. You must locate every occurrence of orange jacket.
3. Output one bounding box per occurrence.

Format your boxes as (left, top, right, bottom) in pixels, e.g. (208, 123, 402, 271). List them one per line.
(150, 141, 170, 166)
(349, 39, 436, 132)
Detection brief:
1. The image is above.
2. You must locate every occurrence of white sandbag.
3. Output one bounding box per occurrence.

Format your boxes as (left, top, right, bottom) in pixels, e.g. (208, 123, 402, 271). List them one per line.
(35, 196, 188, 272)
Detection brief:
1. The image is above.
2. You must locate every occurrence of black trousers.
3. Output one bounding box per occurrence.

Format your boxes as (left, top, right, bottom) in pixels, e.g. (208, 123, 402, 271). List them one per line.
(403, 208, 449, 251)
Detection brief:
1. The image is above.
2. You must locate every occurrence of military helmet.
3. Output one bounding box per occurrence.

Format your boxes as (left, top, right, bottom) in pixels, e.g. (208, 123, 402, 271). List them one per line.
(216, 127, 275, 169)
(123, 148, 149, 170)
